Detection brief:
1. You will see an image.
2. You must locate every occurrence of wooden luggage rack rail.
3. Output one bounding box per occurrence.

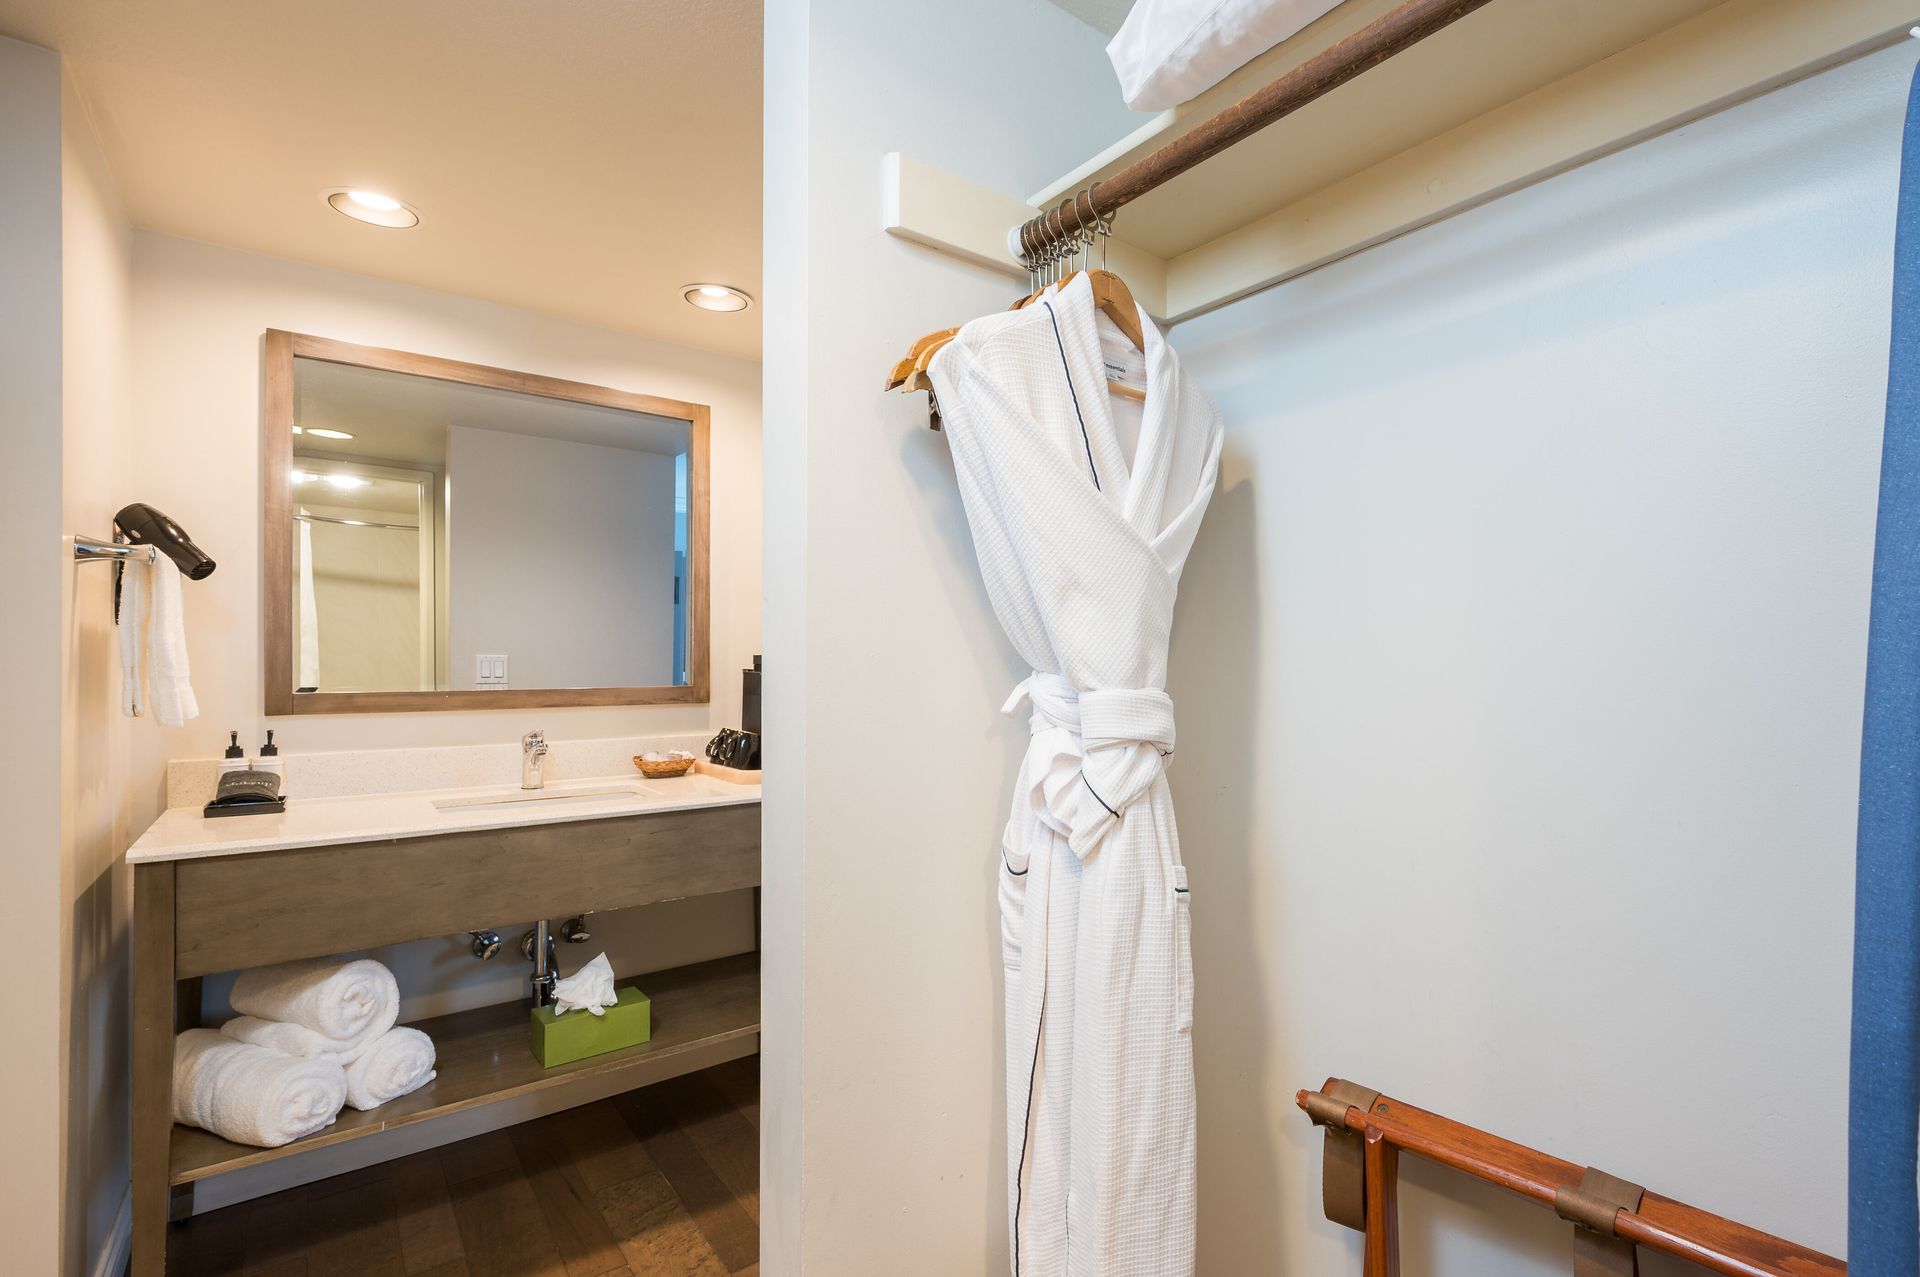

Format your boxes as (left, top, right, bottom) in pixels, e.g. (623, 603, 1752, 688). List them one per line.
(1297, 1080, 1844, 1277)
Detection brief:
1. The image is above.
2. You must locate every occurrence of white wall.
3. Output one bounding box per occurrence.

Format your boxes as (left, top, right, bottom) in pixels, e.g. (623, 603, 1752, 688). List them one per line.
(760, 2, 1140, 1271)
(60, 55, 137, 1277)
(770, 11, 1898, 1276)
(1163, 45, 1908, 1274)
(0, 35, 138, 1277)
(446, 424, 679, 689)
(0, 37, 75, 1277)
(128, 233, 764, 1205)
(128, 231, 761, 802)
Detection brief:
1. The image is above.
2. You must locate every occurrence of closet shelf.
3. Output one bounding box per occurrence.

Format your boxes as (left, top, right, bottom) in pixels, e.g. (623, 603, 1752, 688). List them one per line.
(167, 954, 759, 1186)
(885, 0, 1915, 324)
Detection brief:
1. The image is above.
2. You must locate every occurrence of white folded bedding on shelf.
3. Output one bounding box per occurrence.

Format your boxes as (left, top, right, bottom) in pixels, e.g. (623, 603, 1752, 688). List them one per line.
(1108, 0, 1343, 111)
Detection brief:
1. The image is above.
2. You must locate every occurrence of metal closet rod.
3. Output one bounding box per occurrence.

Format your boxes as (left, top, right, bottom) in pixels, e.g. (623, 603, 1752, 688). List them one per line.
(1015, 0, 1498, 257)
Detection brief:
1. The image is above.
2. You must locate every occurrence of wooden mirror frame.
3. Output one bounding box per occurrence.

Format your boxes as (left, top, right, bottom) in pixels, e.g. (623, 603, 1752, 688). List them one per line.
(263, 330, 711, 715)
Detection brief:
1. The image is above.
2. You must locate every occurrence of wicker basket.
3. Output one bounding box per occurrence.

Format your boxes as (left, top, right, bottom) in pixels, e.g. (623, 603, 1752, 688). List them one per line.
(632, 754, 697, 779)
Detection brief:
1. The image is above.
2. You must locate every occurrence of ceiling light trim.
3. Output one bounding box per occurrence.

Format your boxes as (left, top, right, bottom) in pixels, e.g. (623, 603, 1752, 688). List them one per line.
(682, 282, 753, 312)
(324, 187, 421, 229)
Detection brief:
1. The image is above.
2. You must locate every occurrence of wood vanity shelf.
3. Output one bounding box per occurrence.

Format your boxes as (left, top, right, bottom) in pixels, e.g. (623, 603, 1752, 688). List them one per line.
(129, 794, 760, 1277)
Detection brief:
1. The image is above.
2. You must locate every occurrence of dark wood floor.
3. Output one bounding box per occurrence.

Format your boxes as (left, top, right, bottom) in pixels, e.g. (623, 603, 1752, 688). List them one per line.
(169, 1057, 761, 1277)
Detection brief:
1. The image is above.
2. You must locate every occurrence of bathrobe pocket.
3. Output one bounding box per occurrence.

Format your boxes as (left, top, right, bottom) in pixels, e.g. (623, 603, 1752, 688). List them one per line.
(1172, 863, 1193, 1034)
(1000, 835, 1031, 977)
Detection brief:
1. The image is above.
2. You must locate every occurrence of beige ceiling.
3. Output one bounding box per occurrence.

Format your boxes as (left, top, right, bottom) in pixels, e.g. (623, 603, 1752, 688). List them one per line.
(0, 0, 763, 360)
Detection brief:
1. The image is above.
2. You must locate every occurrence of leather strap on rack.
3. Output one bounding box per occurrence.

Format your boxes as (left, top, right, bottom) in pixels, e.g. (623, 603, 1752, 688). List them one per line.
(1554, 1167, 1646, 1277)
(1306, 1080, 1382, 1231)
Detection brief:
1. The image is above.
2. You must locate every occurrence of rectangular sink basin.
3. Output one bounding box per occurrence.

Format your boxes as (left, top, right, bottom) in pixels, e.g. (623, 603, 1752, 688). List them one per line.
(432, 784, 658, 816)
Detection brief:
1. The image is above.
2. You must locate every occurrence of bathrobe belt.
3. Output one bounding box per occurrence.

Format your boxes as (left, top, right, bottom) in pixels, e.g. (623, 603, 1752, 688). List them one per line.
(1004, 672, 1176, 858)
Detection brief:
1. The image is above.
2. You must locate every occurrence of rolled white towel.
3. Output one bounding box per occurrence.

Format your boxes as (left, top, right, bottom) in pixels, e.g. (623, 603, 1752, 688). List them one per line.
(221, 1015, 355, 1066)
(344, 1026, 437, 1112)
(173, 1029, 346, 1148)
(227, 957, 399, 1060)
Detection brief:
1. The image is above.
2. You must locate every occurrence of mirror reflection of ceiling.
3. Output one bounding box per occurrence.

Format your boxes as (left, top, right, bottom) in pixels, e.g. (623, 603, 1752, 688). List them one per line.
(290, 472, 422, 520)
(1042, 0, 1134, 36)
(0, 0, 761, 359)
(293, 359, 693, 469)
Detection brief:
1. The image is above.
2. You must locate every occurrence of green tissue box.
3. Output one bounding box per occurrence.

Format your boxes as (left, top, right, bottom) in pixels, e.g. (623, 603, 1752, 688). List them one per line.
(529, 988, 651, 1068)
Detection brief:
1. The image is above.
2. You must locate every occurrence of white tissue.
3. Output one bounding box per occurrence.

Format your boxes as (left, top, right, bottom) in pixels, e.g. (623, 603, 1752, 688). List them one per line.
(551, 952, 619, 1016)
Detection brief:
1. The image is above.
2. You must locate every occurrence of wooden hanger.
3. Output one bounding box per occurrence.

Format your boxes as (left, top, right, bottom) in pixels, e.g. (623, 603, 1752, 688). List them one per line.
(884, 327, 957, 393)
(1084, 269, 1146, 354)
(887, 270, 1148, 402)
(1076, 268, 1147, 401)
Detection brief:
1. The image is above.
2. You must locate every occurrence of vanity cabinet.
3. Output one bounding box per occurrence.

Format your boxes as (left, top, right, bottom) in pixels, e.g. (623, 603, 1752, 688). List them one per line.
(129, 799, 760, 1277)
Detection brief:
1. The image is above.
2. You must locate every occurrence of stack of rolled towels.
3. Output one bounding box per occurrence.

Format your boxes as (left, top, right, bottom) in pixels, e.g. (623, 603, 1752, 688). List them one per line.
(173, 957, 437, 1148)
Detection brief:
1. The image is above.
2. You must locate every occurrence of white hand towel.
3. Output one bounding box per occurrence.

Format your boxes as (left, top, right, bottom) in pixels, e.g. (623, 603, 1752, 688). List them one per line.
(550, 952, 619, 1017)
(172, 1028, 347, 1148)
(117, 563, 149, 718)
(343, 1026, 436, 1111)
(297, 513, 321, 689)
(227, 957, 400, 1059)
(146, 559, 199, 727)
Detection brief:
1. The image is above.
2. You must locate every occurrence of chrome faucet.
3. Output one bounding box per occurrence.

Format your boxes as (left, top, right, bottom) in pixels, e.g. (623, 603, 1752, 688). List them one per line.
(520, 730, 550, 790)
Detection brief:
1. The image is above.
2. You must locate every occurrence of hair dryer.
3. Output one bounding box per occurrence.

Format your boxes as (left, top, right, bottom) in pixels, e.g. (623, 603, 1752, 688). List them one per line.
(114, 503, 216, 580)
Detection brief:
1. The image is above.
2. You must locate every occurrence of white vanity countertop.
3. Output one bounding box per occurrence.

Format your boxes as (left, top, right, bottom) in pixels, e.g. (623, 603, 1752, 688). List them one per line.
(126, 773, 761, 865)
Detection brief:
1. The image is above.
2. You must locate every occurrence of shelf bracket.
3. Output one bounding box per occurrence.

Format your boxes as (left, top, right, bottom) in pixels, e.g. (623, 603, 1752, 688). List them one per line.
(882, 152, 1171, 319)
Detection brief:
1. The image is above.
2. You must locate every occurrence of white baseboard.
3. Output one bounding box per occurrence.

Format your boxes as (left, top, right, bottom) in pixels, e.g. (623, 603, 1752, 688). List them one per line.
(92, 1186, 131, 1277)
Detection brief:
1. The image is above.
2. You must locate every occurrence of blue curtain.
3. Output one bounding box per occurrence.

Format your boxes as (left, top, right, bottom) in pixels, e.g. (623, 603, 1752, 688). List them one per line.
(1852, 59, 1920, 1276)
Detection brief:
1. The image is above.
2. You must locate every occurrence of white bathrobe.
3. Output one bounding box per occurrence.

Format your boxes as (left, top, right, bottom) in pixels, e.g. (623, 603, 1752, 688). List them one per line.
(929, 273, 1222, 1277)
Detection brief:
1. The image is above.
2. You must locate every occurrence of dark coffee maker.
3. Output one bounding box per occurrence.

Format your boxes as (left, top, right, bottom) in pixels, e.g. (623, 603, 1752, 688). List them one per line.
(706, 656, 762, 770)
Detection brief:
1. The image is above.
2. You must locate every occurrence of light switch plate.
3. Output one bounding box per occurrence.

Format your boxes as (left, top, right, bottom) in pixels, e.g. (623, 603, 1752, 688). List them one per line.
(476, 654, 509, 687)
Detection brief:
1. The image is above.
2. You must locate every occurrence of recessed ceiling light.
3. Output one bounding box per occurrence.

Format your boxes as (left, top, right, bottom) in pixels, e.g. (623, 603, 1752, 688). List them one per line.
(324, 187, 420, 229)
(291, 468, 368, 489)
(303, 427, 355, 440)
(682, 283, 752, 313)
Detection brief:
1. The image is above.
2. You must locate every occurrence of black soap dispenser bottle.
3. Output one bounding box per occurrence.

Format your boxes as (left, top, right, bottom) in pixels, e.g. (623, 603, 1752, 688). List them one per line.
(217, 731, 248, 776)
(255, 730, 283, 781)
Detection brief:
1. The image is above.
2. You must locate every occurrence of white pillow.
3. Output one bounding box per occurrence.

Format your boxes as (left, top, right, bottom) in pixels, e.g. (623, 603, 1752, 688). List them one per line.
(1108, 0, 1345, 112)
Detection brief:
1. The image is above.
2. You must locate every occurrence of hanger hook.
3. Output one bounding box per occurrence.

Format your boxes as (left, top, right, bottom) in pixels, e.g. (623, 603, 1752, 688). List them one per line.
(1065, 190, 1087, 275)
(1080, 189, 1099, 272)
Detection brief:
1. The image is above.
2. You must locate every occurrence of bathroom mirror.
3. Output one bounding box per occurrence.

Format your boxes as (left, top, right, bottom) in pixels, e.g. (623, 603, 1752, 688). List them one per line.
(262, 331, 709, 713)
